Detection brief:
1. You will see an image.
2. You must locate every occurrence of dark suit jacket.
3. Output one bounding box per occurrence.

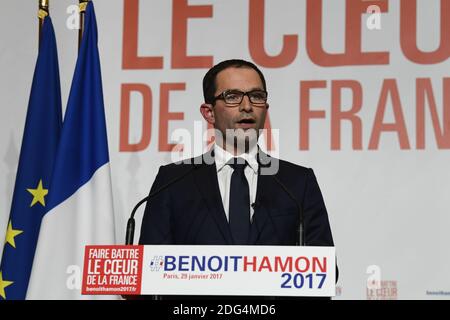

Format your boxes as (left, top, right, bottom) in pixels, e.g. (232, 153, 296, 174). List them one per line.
(138, 150, 336, 299)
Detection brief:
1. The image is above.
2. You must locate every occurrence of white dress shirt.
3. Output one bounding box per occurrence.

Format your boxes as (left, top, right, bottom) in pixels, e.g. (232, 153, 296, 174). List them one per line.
(214, 143, 259, 222)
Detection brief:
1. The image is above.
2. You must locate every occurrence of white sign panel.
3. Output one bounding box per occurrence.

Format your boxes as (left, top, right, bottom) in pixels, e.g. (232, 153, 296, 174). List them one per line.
(141, 245, 335, 297)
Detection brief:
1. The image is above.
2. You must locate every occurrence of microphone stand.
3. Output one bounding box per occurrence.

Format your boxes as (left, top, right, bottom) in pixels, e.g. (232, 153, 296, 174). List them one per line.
(124, 165, 198, 300)
(257, 150, 304, 246)
(271, 175, 305, 246)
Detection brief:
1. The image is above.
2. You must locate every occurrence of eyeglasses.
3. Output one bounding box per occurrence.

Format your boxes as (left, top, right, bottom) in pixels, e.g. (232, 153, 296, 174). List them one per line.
(213, 89, 268, 107)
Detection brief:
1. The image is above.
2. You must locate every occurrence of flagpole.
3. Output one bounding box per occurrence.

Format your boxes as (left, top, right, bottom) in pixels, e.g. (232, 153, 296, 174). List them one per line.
(38, 0, 49, 49)
(78, 0, 90, 50)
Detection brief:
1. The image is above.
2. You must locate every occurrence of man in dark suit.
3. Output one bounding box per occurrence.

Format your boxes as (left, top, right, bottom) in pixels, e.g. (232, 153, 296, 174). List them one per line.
(139, 59, 336, 298)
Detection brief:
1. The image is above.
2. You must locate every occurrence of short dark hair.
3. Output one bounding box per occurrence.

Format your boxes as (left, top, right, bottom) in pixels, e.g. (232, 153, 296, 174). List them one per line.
(202, 59, 267, 104)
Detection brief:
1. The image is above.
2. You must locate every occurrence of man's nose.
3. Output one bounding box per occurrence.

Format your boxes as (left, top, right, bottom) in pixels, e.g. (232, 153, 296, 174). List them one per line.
(239, 94, 253, 112)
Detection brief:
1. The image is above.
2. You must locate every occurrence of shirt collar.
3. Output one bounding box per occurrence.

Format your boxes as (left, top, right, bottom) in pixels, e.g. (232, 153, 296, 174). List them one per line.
(214, 143, 259, 174)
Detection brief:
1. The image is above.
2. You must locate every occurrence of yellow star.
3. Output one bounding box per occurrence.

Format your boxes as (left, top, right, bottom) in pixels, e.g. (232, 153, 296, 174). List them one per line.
(27, 179, 48, 207)
(0, 271, 13, 300)
(5, 220, 23, 248)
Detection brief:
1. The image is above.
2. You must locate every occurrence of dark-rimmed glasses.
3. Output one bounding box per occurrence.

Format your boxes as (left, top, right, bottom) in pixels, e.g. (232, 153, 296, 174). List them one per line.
(213, 90, 268, 107)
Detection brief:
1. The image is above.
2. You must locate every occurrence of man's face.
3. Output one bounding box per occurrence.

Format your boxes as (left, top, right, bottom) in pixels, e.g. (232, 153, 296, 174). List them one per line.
(202, 67, 268, 151)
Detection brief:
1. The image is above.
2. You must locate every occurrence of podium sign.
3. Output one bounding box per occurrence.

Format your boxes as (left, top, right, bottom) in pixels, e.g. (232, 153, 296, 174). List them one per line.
(82, 245, 335, 297)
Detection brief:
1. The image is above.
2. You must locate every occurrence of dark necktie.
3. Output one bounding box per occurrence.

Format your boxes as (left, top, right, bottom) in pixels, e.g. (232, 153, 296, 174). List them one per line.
(228, 159, 250, 245)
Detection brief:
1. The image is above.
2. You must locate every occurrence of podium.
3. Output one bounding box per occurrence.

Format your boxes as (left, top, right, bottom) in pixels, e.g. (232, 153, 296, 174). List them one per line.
(82, 245, 335, 297)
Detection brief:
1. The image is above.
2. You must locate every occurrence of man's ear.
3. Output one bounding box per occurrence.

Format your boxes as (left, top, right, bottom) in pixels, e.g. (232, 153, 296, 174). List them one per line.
(200, 103, 215, 124)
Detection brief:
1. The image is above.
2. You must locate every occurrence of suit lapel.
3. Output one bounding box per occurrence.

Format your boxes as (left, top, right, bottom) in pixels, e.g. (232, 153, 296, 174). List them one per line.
(192, 159, 233, 244)
(249, 172, 271, 244)
(248, 150, 275, 244)
(191, 149, 277, 245)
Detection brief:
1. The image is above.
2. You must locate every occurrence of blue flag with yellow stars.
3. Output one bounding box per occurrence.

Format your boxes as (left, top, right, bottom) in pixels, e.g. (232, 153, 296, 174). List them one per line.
(0, 16, 62, 300)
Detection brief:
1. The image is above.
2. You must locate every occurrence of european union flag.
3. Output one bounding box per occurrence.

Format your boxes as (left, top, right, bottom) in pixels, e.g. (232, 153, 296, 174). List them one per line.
(0, 16, 62, 300)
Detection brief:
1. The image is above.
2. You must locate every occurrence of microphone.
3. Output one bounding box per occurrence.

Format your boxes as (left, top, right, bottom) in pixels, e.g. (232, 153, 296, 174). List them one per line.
(123, 164, 198, 301)
(270, 175, 305, 246)
(125, 164, 198, 245)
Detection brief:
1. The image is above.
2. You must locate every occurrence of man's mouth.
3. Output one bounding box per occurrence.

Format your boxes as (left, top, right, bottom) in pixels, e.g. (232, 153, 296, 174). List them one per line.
(236, 118, 256, 129)
(236, 118, 256, 124)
